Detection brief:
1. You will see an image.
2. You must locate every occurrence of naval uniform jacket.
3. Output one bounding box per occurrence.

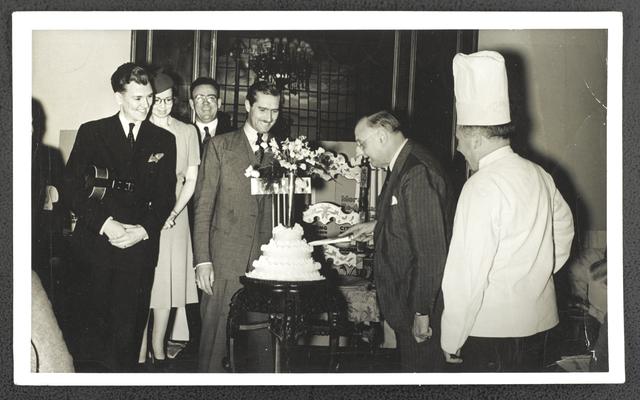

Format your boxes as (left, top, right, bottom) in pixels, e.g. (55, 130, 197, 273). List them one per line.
(62, 113, 177, 270)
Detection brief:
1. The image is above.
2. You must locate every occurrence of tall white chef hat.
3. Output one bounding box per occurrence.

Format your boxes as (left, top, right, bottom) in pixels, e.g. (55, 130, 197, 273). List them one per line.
(453, 50, 511, 126)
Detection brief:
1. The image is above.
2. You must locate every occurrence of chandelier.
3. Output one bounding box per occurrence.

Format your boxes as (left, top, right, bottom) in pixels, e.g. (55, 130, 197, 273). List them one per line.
(248, 37, 315, 94)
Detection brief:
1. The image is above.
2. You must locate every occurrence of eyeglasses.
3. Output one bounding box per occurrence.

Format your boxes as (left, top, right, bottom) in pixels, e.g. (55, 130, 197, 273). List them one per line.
(193, 94, 218, 104)
(154, 97, 174, 106)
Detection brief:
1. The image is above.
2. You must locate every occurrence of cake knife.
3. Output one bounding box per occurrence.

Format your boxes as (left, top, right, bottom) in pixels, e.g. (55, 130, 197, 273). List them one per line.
(308, 236, 353, 247)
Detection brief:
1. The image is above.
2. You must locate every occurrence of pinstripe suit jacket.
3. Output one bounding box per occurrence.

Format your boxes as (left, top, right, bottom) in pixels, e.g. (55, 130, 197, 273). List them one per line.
(373, 139, 454, 332)
(192, 127, 273, 279)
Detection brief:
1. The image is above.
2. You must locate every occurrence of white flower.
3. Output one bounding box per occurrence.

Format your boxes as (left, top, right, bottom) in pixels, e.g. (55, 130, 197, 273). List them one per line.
(280, 160, 293, 170)
(244, 165, 260, 178)
(299, 163, 307, 171)
(260, 141, 268, 150)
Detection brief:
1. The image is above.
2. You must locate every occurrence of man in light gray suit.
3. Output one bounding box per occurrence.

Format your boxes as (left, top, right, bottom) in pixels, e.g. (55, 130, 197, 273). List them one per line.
(193, 81, 280, 372)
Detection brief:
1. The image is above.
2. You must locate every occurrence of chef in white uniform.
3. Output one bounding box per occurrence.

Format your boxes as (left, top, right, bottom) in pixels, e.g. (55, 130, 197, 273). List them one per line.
(440, 51, 575, 372)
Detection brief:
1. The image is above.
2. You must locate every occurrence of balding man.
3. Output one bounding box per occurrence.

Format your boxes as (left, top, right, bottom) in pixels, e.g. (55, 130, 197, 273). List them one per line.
(342, 111, 454, 372)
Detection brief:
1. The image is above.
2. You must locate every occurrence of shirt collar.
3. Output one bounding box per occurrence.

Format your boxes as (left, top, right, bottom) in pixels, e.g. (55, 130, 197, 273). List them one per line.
(478, 145, 513, 169)
(243, 123, 268, 151)
(389, 139, 409, 171)
(118, 112, 141, 139)
(196, 118, 219, 136)
(243, 122, 258, 141)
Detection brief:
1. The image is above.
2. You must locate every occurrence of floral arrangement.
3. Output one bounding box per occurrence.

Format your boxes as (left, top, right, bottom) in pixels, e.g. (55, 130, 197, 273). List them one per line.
(244, 136, 358, 227)
(244, 136, 356, 183)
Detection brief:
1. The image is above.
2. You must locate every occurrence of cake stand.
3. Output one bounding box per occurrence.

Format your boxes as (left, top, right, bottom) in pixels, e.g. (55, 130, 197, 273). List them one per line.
(227, 276, 336, 373)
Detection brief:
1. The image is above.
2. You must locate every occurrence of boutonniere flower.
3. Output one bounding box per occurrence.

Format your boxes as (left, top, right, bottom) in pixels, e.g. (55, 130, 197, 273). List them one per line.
(244, 165, 260, 178)
(148, 153, 164, 163)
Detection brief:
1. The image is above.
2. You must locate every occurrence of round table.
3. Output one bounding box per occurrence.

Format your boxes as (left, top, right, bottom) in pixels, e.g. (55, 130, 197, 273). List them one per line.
(227, 276, 335, 373)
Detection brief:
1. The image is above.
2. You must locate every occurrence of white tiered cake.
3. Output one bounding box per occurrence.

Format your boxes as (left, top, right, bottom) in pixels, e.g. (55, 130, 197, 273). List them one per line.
(246, 223, 324, 281)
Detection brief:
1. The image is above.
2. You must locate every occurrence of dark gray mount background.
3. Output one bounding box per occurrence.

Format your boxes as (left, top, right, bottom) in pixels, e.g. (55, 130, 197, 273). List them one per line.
(2, 1, 638, 399)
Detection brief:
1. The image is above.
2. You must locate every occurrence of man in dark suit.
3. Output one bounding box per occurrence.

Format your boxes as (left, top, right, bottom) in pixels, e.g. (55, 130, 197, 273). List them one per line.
(189, 77, 232, 153)
(193, 81, 280, 372)
(342, 111, 454, 372)
(62, 62, 176, 372)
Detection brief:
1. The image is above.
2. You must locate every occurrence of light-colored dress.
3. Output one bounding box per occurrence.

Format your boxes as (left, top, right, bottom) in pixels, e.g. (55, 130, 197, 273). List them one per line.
(149, 116, 200, 309)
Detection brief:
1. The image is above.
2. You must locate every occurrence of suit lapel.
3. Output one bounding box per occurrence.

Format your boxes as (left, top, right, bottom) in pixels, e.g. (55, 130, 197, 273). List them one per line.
(232, 128, 253, 166)
(226, 129, 260, 208)
(135, 120, 153, 159)
(374, 140, 412, 237)
(195, 124, 203, 143)
(100, 114, 132, 174)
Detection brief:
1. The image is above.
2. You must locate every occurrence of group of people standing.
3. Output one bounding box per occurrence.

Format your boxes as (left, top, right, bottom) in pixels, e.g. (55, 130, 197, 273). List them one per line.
(62, 63, 276, 372)
(60, 49, 574, 374)
(342, 50, 574, 373)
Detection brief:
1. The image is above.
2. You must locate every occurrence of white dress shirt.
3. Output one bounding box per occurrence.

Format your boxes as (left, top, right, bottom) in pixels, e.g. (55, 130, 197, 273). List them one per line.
(242, 123, 267, 153)
(196, 119, 219, 143)
(388, 139, 408, 171)
(440, 146, 574, 354)
(118, 112, 141, 140)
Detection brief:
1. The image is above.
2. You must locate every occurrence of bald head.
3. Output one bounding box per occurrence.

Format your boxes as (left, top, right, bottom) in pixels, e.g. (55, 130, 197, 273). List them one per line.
(354, 111, 406, 168)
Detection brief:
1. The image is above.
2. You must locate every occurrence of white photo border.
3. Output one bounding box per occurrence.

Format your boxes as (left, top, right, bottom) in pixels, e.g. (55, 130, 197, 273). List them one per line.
(14, 10, 624, 385)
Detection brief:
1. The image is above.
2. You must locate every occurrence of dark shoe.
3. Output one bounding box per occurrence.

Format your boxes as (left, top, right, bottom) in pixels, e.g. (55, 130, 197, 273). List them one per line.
(166, 340, 188, 359)
(146, 352, 169, 373)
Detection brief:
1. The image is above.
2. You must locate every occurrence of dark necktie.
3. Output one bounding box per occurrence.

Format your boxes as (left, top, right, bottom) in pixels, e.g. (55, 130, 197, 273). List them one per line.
(127, 123, 135, 150)
(378, 168, 391, 199)
(376, 169, 391, 215)
(203, 126, 211, 145)
(255, 133, 265, 163)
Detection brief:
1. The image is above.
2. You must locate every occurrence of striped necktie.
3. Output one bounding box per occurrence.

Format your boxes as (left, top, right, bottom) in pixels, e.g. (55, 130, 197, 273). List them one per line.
(255, 133, 265, 163)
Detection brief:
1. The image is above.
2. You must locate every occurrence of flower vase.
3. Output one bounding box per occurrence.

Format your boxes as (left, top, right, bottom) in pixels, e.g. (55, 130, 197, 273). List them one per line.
(287, 171, 295, 227)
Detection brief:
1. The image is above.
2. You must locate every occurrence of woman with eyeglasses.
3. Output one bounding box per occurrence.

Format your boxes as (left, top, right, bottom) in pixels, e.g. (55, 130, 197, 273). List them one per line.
(138, 72, 200, 370)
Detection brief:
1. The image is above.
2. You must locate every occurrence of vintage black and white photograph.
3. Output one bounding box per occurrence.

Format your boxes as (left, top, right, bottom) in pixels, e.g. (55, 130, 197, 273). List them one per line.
(14, 11, 623, 385)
